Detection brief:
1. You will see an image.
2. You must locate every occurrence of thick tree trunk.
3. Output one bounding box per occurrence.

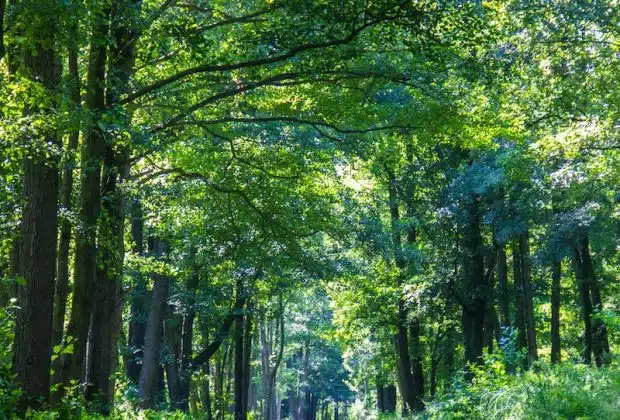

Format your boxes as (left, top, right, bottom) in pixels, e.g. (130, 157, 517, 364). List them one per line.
(409, 320, 424, 411)
(65, 4, 112, 384)
(377, 385, 384, 412)
(11, 0, 62, 409)
(461, 196, 486, 377)
(377, 384, 396, 413)
(89, 1, 142, 406)
(550, 258, 561, 364)
(393, 314, 415, 414)
(90, 1, 141, 405)
(519, 231, 538, 365)
(138, 238, 170, 408)
(85, 149, 127, 413)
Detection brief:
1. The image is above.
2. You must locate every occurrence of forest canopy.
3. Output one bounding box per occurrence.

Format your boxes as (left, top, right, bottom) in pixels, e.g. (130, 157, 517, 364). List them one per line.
(0, 0, 618, 419)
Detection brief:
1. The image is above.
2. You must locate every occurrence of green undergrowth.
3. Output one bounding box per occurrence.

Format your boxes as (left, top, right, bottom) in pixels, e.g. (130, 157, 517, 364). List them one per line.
(417, 361, 620, 420)
(10, 362, 620, 419)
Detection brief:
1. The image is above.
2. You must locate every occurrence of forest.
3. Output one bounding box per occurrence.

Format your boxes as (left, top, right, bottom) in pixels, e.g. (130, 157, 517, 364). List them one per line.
(0, 0, 618, 419)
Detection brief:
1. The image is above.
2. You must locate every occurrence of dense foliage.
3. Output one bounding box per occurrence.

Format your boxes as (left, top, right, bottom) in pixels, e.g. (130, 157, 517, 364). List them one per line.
(0, 0, 618, 419)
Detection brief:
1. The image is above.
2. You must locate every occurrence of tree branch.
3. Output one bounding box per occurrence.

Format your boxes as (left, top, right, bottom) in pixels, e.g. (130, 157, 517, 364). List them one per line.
(115, 10, 403, 106)
(191, 293, 247, 368)
(150, 72, 301, 131)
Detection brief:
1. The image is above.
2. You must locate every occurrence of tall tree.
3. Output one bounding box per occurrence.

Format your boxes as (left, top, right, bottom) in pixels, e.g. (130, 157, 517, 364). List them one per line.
(11, 0, 62, 409)
(64, 2, 113, 385)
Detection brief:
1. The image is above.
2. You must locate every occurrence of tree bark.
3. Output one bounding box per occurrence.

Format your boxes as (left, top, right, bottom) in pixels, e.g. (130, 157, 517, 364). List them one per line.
(11, 0, 62, 410)
(88, 1, 142, 407)
(138, 238, 170, 409)
(64, 3, 112, 385)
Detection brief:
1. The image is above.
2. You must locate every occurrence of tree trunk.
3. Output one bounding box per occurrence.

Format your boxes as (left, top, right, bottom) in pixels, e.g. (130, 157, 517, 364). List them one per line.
(378, 384, 396, 413)
(65, 3, 112, 385)
(519, 231, 538, 365)
(85, 149, 127, 413)
(176, 301, 196, 411)
(165, 309, 183, 409)
(127, 200, 148, 383)
(234, 315, 245, 420)
(384, 164, 417, 414)
(579, 235, 610, 366)
(461, 196, 486, 377)
(234, 277, 247, 420)
(262, 295, 285, 420)
(11, 0, 62, 410)
(512, 238, 528, 368)
(52, 26, 80, 370)
(430, 358, 439, 399)
(89, 1, 142, 406)
(409, 320, 424, 411)
(497, 242, 510, 328)
(484, 263, 496, 354)
(261, 318, 275, 420)
(444, 325, 455, 378)
(242, 300, 253, 415)
(393, 315, 415, 414)
(138, 238, 170, 408)
(550, 258, 561, 364)
(571, 247, 592, 364)
(402, 148, 425, 411)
